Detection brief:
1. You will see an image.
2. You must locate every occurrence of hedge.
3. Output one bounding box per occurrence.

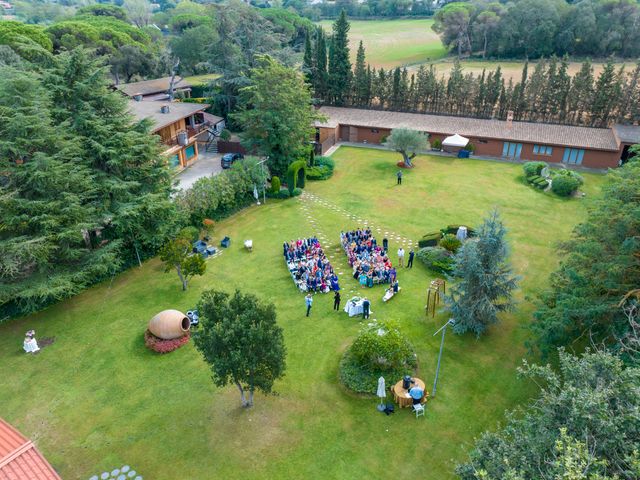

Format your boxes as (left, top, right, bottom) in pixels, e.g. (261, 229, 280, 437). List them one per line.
(286, 160, 306, 194)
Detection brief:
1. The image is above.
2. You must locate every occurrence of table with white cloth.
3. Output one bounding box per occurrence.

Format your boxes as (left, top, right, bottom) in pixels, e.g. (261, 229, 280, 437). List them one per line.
(344, 297, 372, 317)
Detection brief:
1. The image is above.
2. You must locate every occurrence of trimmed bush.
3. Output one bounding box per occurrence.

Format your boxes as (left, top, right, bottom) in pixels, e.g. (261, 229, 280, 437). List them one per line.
(432, 138, 442, 150)
(551, 175, 580, 196)
(277, 188, 290, 199)
(306, 156, 335, 181)
(339, 320, 417, 394)
(219, 129, 231, 141)
(270, 175, 281, 194)
(439, 234, 462, 253)
(292, 187, 303, 196)
(286, 160, 306, 194)
(523, 161, 548, 177)
(416, 246, 455, 274)
(418, 231, 441, 248)
(465, 142, 475, 153)
(552, 168, 584, 185)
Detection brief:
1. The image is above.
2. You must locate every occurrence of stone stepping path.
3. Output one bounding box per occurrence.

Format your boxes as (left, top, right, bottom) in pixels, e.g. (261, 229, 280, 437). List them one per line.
(89, 465, 142, 480)
(299, 192, 414, 250)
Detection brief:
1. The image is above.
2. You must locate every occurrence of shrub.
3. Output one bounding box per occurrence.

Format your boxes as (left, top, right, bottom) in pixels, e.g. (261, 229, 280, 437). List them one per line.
(441, 225, 476, 237)
(416, 246, 455, 274)
(339, 320, 417, 394)
(465, 142, 475, 153)
(551, 175, 580, 196)
(307, 156, 335, 181)
(527, 175, 542, 184)
(316, 156, 335, 169)
(523, 161, 548, 177)
(552, 168, 584, 185)
(286, 160, 306, 194)
(418, 231, 441, 248)
(439, 233, 462, 253)
(270, 175, 281, 193)
(277, 188, 290, 199)
(432, 138, 442, 150)
(292, 187, 303, 196)
(219, 129, 231, 141)
(144, 329, 190, 354)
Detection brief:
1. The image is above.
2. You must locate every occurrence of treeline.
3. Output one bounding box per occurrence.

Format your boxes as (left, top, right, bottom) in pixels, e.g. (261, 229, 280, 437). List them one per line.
(434, 0, 640, 59)
(304, 13, 640, 127)
(285, 0, 435, 20)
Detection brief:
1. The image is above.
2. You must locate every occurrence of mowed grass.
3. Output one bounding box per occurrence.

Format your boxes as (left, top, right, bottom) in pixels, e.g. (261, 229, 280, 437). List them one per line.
(319, 18, 447, 68)
(318, 18, 627, 80)
(0, 148, 608, 479)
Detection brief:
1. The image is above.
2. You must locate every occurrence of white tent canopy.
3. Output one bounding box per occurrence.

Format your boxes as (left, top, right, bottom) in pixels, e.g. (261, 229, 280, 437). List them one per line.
(442, 134, 470, 148)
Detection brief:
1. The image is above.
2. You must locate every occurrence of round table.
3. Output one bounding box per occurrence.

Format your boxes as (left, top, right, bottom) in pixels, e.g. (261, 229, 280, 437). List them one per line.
(392, 378, 427, 408)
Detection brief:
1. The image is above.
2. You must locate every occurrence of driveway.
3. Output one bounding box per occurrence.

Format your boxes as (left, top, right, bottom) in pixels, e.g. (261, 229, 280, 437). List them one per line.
(175, 149, 223, 190)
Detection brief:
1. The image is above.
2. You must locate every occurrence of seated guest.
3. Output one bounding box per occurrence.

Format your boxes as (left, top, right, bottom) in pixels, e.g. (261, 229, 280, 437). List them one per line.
(409, 386, 424, 405)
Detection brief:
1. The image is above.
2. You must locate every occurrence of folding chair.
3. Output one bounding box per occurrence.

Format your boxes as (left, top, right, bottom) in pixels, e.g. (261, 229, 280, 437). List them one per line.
(413, 403, 425, 418)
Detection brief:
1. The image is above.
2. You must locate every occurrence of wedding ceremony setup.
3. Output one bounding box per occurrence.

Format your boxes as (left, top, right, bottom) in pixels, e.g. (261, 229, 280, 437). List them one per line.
(341, 229, 396, 288)
(283, 237, 340, 293)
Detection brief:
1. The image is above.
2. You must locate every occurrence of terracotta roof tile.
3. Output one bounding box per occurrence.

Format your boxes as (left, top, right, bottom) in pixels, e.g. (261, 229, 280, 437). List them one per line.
(316, 106, 620, 152)
(0, 419, 61, 480)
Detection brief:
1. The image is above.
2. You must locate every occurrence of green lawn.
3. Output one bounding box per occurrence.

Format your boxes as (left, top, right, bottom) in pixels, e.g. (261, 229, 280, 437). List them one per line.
(0, 148, 607, 479)
(183, 73, 221, 85)
(319, 19, 447, 69)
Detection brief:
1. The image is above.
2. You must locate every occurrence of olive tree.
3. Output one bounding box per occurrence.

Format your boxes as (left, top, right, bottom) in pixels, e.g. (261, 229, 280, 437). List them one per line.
(384, 128, 429, 167)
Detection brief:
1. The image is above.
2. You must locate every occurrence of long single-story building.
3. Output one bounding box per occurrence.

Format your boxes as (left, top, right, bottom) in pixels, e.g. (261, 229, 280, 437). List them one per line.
(315, 106, 640, 169)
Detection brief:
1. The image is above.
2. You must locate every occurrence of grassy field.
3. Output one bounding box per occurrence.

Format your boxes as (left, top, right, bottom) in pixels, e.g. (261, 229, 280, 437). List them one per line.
(183, 73, 221, 85)
(0, 148, 607, 479)
(319, 18, 625, 81)
(319, 18, 447, 69)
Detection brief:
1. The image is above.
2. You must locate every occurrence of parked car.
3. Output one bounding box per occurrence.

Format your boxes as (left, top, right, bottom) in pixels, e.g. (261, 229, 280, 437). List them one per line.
(221, 153, 244, 169)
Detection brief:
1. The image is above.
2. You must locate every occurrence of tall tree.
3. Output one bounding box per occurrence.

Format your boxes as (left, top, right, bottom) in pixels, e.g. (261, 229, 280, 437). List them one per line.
(302, 28, 314, 85)
(532, 159, 640, 357)
(234, 55, 321, 177)
(328, 9, 352, 105)
(432, 2, 474, 57)
(446, 210, 519, 337)
(313, 27, 329, 101)
(193, 289, 287, 407)
(352, 40, 368, 106)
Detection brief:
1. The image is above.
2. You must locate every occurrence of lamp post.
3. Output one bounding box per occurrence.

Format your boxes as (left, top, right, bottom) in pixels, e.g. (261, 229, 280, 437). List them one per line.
(432, 318, 455, 399)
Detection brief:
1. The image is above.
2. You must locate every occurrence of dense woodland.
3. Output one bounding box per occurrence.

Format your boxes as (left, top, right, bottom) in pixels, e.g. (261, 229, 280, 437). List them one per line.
(304, 12, 640, 127)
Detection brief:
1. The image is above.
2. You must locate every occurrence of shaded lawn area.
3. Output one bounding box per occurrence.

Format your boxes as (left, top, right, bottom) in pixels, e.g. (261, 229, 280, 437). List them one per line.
(0, 148, 607, 479)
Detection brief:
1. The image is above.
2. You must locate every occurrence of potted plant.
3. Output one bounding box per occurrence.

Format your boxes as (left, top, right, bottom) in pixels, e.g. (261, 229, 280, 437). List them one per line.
(431, 139, 442, 151)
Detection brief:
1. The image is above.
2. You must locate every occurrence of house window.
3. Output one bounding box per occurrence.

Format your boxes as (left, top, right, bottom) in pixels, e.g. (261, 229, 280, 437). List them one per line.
(478, 139, 488, 144)
(533, 144, 553, 156)
(562, 148, 584, 165)
(371, 129, 379, 133)
(168, 154, 180, 169)
(185, 145, 196, 160)
(502, 142, 523, 158)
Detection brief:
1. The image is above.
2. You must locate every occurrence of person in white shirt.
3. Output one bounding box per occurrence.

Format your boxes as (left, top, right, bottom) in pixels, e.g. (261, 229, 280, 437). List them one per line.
(23, 330, 40, 354)
(397, 247, 405, 268)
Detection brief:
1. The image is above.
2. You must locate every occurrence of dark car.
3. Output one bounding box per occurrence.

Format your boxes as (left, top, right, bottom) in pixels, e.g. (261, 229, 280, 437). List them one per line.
(221, 153, 244, 169)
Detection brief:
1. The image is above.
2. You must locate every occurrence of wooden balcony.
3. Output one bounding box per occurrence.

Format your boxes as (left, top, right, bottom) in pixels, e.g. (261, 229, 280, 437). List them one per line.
(162, 123, 209, 147)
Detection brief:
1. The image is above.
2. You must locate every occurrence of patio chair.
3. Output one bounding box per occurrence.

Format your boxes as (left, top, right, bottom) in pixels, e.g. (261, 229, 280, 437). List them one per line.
(413, 403, 425, 418)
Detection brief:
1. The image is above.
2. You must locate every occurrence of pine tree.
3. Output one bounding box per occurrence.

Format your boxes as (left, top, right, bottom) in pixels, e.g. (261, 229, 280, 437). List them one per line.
(352, 40, 368, 107)
(446, 210, 519, 337)
(328, 9, 352, 106)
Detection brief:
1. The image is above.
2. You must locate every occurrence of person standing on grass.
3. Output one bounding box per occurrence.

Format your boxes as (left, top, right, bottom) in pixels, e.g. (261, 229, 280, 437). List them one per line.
(383, 237, 388, 253)
(333, 290, 341, 311)
(397, 247, 405, 268)
(397, 170, 403, 185)
(407, 248, 415, 268)
(305, 293, 313, 317)
(362, 297, 370, 319)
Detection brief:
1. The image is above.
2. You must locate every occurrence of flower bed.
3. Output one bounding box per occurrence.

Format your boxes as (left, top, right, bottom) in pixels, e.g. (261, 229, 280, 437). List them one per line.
(144, 329, 190, 354)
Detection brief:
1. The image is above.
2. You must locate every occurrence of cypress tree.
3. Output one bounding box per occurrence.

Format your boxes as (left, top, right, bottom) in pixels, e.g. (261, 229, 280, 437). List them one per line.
(445, 210, 519, 337)
(568, 60, 593, 124)
(328, 9, 352, 106)
(314, 28, 329, 102)
(302, 29, 314, 86)
(353, 40, 368, 107)
(591, 61, 622, 126)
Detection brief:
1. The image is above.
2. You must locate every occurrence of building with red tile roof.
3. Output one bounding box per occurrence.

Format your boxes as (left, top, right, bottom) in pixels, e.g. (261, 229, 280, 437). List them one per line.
(0, 418, 61, 480)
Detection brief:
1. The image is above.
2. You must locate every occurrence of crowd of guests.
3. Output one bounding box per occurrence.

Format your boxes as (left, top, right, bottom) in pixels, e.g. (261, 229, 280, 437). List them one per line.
(284, 238, 340, 293)
(340, 229, 396, 288)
